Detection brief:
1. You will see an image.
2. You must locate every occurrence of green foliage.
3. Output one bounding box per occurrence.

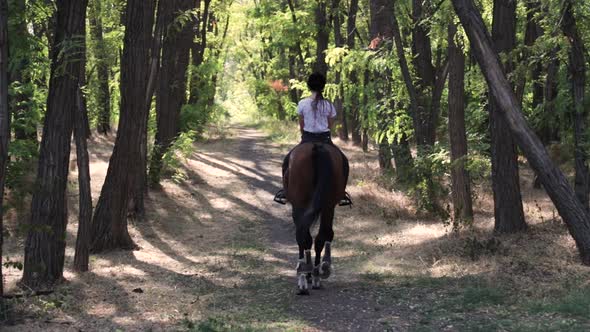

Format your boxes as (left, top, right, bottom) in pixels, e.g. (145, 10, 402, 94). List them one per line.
(183, 56, 228, 135)
(160, 131, 198, 184)
(408, 145, 450, 216)
(5, 139, 38, 212)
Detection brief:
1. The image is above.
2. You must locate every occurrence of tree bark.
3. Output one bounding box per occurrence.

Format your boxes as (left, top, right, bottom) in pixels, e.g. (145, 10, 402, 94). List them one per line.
(91, 0, 156, 253)
(22, 0, 88, 289)
(90, 0, 112, 135)
(489, 0, 526, 234)
(73, 8, 92, 272)
(331, 0, 347, 140)
(0, 0, 9, 300)
(286, 0, 305, 68)
(73, 87, 92, 272)
(149, 0, 194, 187)
(448, 23, 473, 223)
(370, 0, 394, 171)
(189, 0, 209, 105)
(451, 0, 590, 264)
(314, 0, 329, 76)
(542, 49, 559, 143)
(562, 0, 589, 211)
(347, 0, 361, 145)
(411, 0, 438, 147)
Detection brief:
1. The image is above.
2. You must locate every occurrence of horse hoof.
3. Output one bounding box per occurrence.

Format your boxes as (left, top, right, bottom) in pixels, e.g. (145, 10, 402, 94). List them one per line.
(297, 288, 310, 295)
(320, 261, 331, 279)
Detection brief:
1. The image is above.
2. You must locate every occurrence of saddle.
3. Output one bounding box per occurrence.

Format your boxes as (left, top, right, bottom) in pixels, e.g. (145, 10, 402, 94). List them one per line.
(274, 134, 352, 207)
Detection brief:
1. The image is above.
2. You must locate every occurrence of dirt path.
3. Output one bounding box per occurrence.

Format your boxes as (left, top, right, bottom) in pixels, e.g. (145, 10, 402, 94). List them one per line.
(4, 126, 406, 331)
(231, 127, 409, 331)
(5, 125, 590, 331)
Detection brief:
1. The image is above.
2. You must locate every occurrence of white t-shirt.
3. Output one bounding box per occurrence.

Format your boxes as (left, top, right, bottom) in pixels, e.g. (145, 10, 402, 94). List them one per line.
(297, 97, 336, 133)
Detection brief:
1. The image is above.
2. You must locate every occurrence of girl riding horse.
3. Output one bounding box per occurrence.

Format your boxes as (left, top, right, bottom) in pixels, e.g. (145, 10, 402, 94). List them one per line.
(274, 72, 351, 294)
(274, 72, 351, 206)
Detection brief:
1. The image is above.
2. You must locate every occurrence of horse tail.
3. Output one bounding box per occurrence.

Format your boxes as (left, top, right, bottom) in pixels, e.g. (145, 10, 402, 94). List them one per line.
(305, 143, 332, 225)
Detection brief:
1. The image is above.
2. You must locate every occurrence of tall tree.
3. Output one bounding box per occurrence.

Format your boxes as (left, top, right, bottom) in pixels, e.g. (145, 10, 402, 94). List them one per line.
(73, 2, 92, 272)
(149, 0, 194, 186)
(451, 0, 590, 264)
(447, 23, 473, 223)
(346, 0, 361, 145)
(73, 87, 92, 272)
(561, 0, 589, 211)
(314, 0, 329, 76)
(21, 0, 88, 289)
(0, 0, 9, 300)
(331, 0, 347, 141)
(489, 0, 526, 233)
(189, 0, 209, 104)
(91, 0, 157, 252)
(89, 0, 112, 135)
(411, 0, 448, 147)
(286, 0, 305, 70)
(370, 0, 394, 171)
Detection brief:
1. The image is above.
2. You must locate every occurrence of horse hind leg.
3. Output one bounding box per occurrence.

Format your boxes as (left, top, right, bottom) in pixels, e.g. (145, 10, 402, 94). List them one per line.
(320, 241, 332, 279)
(315, 209, 334, 280)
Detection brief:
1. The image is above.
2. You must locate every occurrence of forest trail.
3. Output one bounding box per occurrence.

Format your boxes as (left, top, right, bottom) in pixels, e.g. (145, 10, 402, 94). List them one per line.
(5, 125, 415, 331)
(6, 125, 590, 331)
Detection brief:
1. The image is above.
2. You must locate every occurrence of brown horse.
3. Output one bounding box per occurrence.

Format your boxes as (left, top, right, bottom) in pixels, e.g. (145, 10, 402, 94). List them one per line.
(284, 142, 346, 295)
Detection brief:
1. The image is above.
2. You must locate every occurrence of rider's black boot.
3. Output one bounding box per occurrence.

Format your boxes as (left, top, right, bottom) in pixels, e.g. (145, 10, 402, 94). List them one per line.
(338, 192, 353, 207)
(273, 189, 287, 205)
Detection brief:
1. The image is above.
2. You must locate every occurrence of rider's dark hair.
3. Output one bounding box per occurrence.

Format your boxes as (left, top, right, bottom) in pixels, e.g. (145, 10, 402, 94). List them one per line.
(307, 72, 327, 116)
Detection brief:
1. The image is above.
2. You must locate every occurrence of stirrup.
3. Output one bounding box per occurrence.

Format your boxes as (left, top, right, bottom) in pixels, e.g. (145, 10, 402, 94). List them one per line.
(338, 192, 353, 207)
(273, 189, 287, 205)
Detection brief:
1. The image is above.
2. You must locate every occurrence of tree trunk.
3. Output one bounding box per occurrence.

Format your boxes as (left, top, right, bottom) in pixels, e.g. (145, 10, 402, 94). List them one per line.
(149, 0, 194, 187)
(73, 9, 92, 272)
(542, 50, 559, 142)
(386, 12, 417, 181)
(562, 0, 589, 211)
(412, 0, 437, 147)
(189, 0, 209, 105)
(91, 0, 156, 253)
(314, 0, 329, 76)
(288, 50, 299, 104)
(347, 0, 361, 145)
(22, 0, 88, 289)
(0, 0, 9, 301)
(371, 0, 394, 172)
(331, 0, 347, 140)
(489, 0, 526, 234)
(448, 23, 473, 223)
(286, 0, 305, 69)
(451, 0, 590, 264)
(73, 87, 92, 272)
(90, 0, 112, 135)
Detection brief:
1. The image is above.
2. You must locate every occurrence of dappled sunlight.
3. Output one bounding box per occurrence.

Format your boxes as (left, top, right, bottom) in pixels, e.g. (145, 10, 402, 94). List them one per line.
(8, 124, 590, 331)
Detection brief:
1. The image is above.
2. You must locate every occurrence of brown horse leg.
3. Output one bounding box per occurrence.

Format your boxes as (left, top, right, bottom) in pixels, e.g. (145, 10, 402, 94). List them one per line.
(315, 208, 334, 285)
(314, 208, 334, 266)
(293, 207, 313, 260)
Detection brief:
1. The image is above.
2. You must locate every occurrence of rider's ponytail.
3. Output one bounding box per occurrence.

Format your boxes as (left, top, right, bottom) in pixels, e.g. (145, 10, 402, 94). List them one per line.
(307, 72, 327, 118)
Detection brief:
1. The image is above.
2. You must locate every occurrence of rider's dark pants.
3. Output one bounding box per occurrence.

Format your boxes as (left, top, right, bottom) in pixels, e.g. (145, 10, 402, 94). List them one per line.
(282, 131, 349, 185)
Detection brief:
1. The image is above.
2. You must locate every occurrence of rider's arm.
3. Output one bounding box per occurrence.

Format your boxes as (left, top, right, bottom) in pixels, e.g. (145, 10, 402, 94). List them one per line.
(328, 116, 334, 130)
(299, 115, 304, 133)
(327, 102, 336, 130)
